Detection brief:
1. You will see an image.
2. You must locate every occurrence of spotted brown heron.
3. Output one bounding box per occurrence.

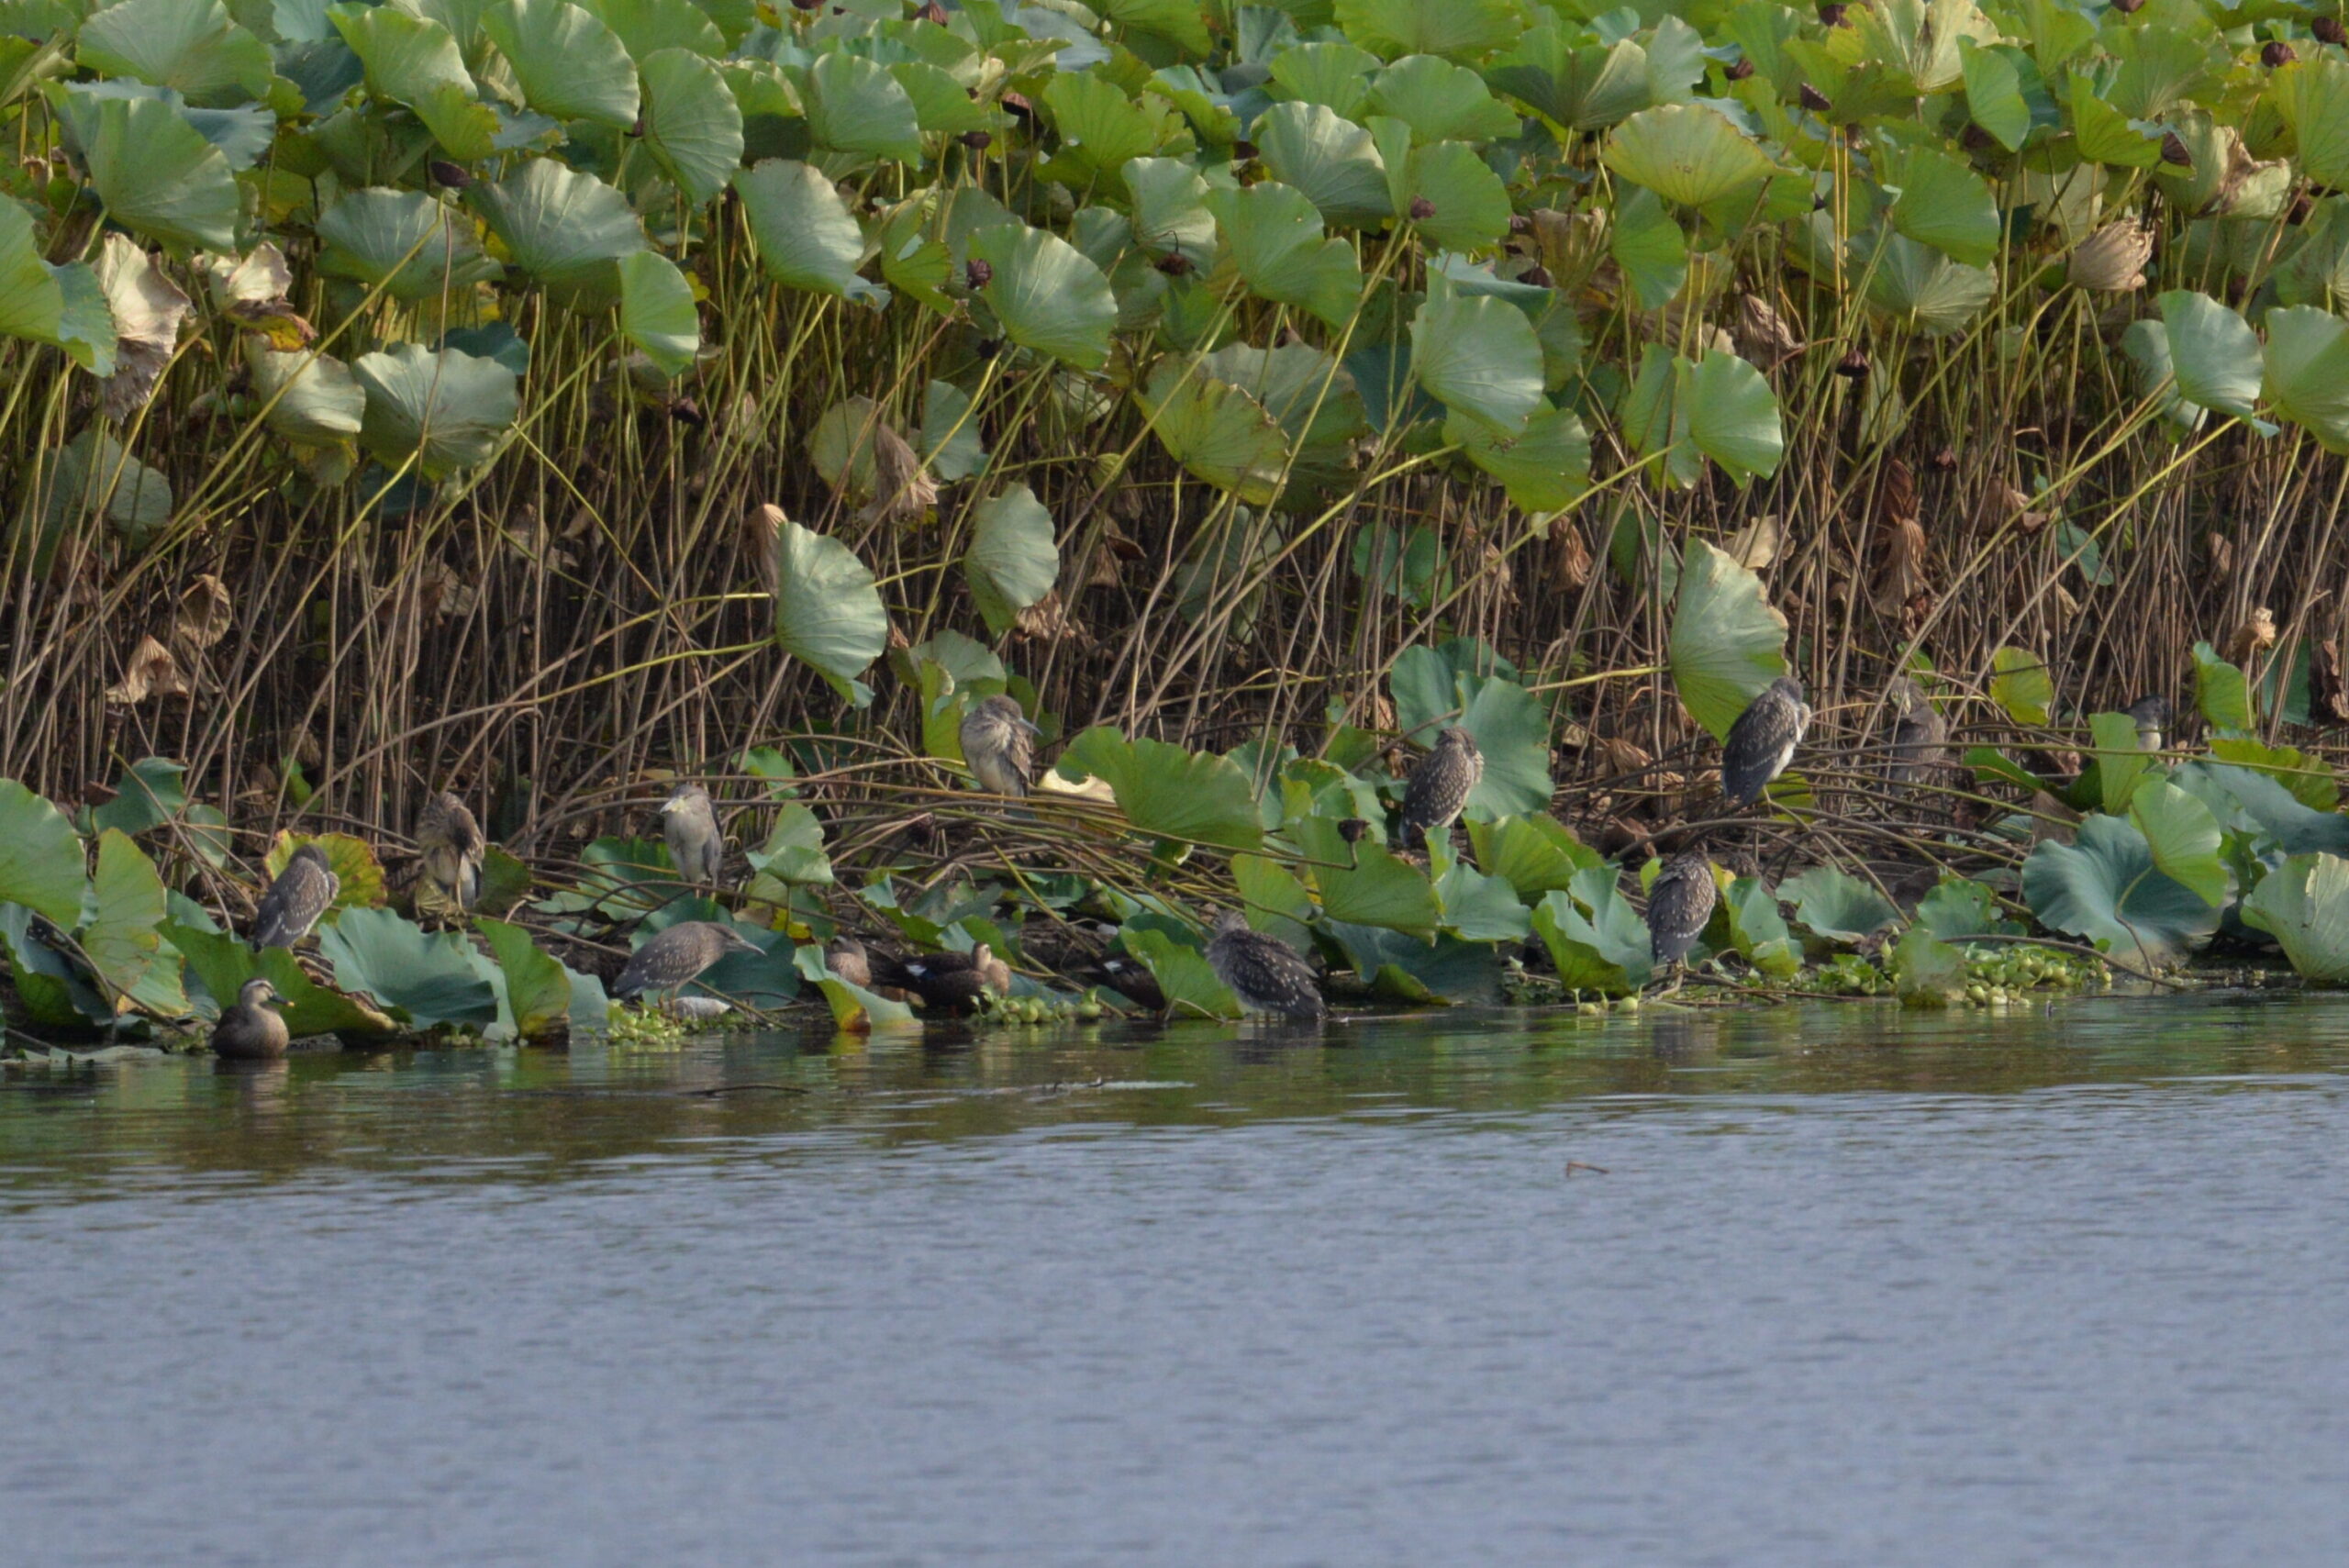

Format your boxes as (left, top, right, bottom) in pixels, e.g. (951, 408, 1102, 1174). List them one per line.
(417, 792, 485, 912)
(660, 782, 724, 888)
(870, 944, 1011, 1014)
(1885, 676, 1952, 788)
(1720, 677, 1810, 808)
(961, 694, 1040, 797)
(253, 842, 339, 948)
(613, 920, 763, 1005)
(1206, 909, 1325, 1020)
(1645, 850, 1717, 973)
(2127, 694, 2168, 751)
(210, 977, 290, 1059)
(1398, 726, 1482, 850)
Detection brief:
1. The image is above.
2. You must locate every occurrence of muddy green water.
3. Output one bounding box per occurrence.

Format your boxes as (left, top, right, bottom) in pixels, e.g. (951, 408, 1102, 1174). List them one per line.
(6, 995, 2348, 1565)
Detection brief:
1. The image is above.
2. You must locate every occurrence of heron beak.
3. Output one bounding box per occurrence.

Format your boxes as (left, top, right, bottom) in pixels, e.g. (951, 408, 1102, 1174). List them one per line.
(1016, 717, 1041, 735)
(658, 797, 679, 814)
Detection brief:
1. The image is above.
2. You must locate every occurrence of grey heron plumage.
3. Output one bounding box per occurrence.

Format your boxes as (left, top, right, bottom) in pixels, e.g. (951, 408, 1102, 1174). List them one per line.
(660, 782, 725, 887)
(1206, 909, 1325, 1020)
(1645, 851, 1718, 967)
(1398, 726, 1482, 849)
(613, 920, 763, 1002)
(210, 977, 291, 1059)
(416, 791, 485, 913)
(869, 943, 1011, 1014)
(2126, 694, 2168, 752)
(1885, 676, 1952, 788)
(1720, 677, 1810, 808)
(253, 842, 340, 948)
(960, 695, 1040, 798)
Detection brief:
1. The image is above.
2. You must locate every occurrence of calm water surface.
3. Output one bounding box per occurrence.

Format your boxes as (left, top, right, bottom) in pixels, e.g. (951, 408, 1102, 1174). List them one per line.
(6, 995, 2348, 1566)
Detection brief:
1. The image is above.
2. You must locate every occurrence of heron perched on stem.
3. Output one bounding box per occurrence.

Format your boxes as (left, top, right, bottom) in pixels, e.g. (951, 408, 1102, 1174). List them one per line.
(613, 920, 763, 1006)
(210, 977, 290, 1059)
(1885, 676, 1952, 789)
(660, 782, 724, 888)
(252, 842, 339, 948)
(2127, 694, 2169, 751)
(1206, 909, 1326, 1020)
(1399, 726, 1482, 849)
(416, 792, 485, 913)
(1645, 851, 1718, 982)
(961, 695, 1040, 797)
(1720, 677, 1811, 808)
(870, 944, 1011, 1014)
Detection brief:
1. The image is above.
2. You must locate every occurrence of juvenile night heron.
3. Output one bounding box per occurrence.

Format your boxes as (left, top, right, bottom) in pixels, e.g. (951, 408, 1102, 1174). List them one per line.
(417, 791, 485, 912)
(2127, 694, 2169, 751)
(961, 694, 1040, 797)
(1399, 726, 1483, 849)
(1206, 909, 1326, 1020)
(825, 934, 873, 989)
(613, 920, 763, 1005)
(1885, 677, 1952, 788)
(252, 842, 339, 948)
(1720, 677, 1811, 808)
(871, 944, 1012, 1015)
(210, 977, 290, 1060)
(1645, 850, 1718, 970)
(660, 782, 724, 888)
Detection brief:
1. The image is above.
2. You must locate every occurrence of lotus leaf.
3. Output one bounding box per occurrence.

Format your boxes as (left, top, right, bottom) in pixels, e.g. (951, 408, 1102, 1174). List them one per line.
(584, 0, 723, 60)
(640, 47, 742, 205)
(2263, 305, 2349, 454)
(1913, 877, 2021, 941)
(1292, 813, 1440, 938)
(1119, 925, 1242, 1019)
(1781, 867, 1899, 945)
(1891, 924, 1965, 1007)
(355, 342, 519, 477)
(967, 223, 1117, 372)
(1465, 814, 1601, 903)
(2192, 640, 2252, 734)
(470, 160, 646, 307)
(617, 250, 700, 379)
(1668, 539, 1787, 741)
(1333, 0, 1520, 62)
(167, 919, 397, 1037)
(2159, 291, 2263, 423)
(44, 87, 239, 251)
(2128, 778, 2228, 908)
(1604, 102, 1776, 208)
(1135, 358, 1289, 505)
(1987, 645, 2054, 726)
(328, 4, 500, 161)
(317, 188, 501, 302)
(483, 0, 638, 130)
(79, 0, 273, 108)
(0, 205, 116, 373)
(476, 916, 573, 1039)
(1719, 874, 1802, 978)
(1531, 870, 1650, 995)
(1206, 181, 1364, 328)
(2021, 812, 2219, 969)
(1252, 100, 1392, 227)
(1409, 292, 1542, 435)
(320, 905, 503, 1029)
(769, 513, 888, 706)
(963, 484, 1059, 637)
(262, 830, 386, 911)
(2241, 852, 2349, 984)
(802, 50, 923, 165)
(1060, 729, 1264, 851)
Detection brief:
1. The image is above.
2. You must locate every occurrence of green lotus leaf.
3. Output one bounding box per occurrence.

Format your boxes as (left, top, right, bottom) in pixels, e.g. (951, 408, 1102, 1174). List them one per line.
(1333, 0, 1520, 61)
(964, 484, 1059, 636)
(967, 222, 1117, 372)
(737, 159, 885, 305)
(1043, 69, 1167, 178)
(1097, 0, 1211, 56)
(1205, 181, 1363, 328)
(580, 0, 723, 61)
(2121, 317, 2195, 430)
(1719, 874, 1802, 978)
(1135, 358, 1289, 506)
(1119, 925, 1242, 1019)
(1887, 141, 1998, 268)
(355, 341, 519, 477)
(770, 513, 888, 706)
(0, 205, 115, 373)
(1487, 28, 1649, 132)
(470, 160, 646, 307)
(1059, 728, 1264, 851)
(1891, 924, 1965, 1007)
(1386, 647, 1552, 818)
(616, 250, 699, 379)
(1, 902, 107, 1026)
(893, 60, 990, 136)
(0, 779, 84, 925)
(2159, 290, 2263, 422)
(1430, 840, 1531, 941)
(88, 756, 188, 840)
(2240, 852, 2349, 984)
(1368, 52, 1518, 143)
(1987, 645, 2054, 726)
(473, 917, 573, 1038)
(1449, 402, 1590, 512)
(317, 187, 502, 302)
(167, 919, 397, 1037)
(328, 3, 499, 161)
(248, 342, 366, 445)
(633, 48, 740, 205)
(1266, 39, 1378, 117)
(1409, 292, 1542, 434)
(2022, 812, 2220, 969)
(1678, 349, 1781, 484)
(2087, 710, 2150, 814)
(918, 378, 988, 483)
(1293, 813, 1441, 938)
(2269, 55, 2349, 193)
(2206, 738, 2336, 813)
(79, 0, 274, 108)
(1231, 852, 1317, 949)
(1668, 538, 1787, 742)
(2067, 77, 2160, 169)
(744, 804, 833, 891)
(1781, 866, 1899, 945)
(1531, 869, 1651, 994)
(1464, 813, 1603, 903)
(1957, 36, 2027, 150)
(483, 0, 638, 129)
(1912, 876, 2022, 941)
(1609, 184, 1687, 310)
(1123, 156, 1216, 263)
(802, 50, 923, 165)
(1603, 102, 1776, 208)
(1399, 139, 1511, 251)
(40, 428, 173, 550)
(43, 86, 238, 251)
(2193, 639, 2252, 734)
(2128, 778, 2228, 908)
(2262, 305, 2349, 455)
(2172, 762, 2349, 856)
(1252, 99, 1393, 227)
(1863, 229, 1995, 336)
(1199, 341, 1366, 455)
(319, 905, 503, 1029)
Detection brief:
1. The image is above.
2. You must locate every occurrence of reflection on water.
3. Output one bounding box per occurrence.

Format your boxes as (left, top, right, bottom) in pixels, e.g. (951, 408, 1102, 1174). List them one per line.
(6, 995, 2349, 1567)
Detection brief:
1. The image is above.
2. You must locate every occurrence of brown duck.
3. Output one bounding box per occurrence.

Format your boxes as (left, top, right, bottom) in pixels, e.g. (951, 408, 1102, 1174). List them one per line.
(211, 977, 291, 1060)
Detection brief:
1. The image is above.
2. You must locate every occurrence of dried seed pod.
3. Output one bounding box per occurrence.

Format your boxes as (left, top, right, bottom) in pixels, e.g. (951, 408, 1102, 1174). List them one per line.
(1818, 3, 1846, 22)
(959, 129, 992, 151)
(2319, 17, 2347, 46)
(2263, 40, 2298, 68)
(964, 258, 992, 290)
(2070, 218, 2154, 291)
(1799, 82, 1831, 113)
(1726, 57, 1754, 81)
(429, 160, 471, 189)
(1154, 251, 1193, 275)
(1835, 347, 1870, 379)
(1408, 195, 1436, 220)
(2160, 130, 2193, 167)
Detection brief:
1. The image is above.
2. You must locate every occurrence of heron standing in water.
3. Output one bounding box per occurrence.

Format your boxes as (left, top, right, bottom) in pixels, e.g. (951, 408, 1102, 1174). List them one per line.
(417, 792, 485, 913)
(1720, 677, 1811, 808)
(2127, 694, 2169, 751)
(210, 977, 290, 1059)
(1645, 850, 1717, 982)
(660, 782, 724, 889)
(253, 842, 339, 948)
(1399, 726, 1483, 849)
(613, 921, 763, 1006)
(961, 695, 1039, 797)
(1206, 909, 1326, 1020)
